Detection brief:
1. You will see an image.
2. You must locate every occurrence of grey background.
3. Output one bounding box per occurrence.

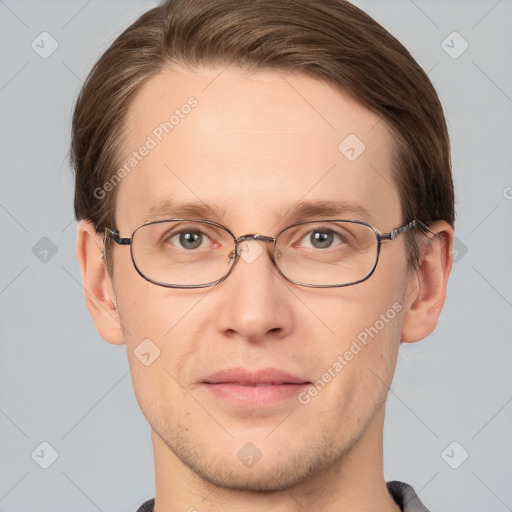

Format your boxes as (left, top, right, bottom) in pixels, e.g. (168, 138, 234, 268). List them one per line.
(0, 0, 511, 511)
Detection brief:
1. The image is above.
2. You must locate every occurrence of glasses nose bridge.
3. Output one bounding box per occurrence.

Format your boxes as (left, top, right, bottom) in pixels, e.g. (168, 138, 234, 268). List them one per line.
(235, 233, 276, 245)
(233, 233, 277, 260)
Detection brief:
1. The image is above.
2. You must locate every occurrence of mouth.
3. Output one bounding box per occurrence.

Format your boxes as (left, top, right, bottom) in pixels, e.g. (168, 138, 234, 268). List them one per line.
(201, 367, 311, 408)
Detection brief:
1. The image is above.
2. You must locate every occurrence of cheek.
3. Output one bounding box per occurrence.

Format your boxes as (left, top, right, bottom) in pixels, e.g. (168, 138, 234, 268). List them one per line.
(301, 261, 407, 350)
(306, 298, 403, 432)
(112, 248, 198, 340)
(112, 263, 208, 414)
(303, 266, 406, 408)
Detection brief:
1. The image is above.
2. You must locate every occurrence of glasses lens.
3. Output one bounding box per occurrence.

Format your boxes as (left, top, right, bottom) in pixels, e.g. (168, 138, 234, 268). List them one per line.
(131, 220, 235, 286)
(275, 221, 378, 286)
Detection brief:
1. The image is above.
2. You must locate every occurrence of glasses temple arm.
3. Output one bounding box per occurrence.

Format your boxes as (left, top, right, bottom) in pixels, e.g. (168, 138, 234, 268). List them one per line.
(386, 220, 436, 240)
(104, 228, 131, 245)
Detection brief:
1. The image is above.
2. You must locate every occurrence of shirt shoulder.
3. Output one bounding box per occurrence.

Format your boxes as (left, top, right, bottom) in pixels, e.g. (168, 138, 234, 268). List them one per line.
(135, 498, 154, 512)
(387, 480, 431, 512)
(137, 482, 430, 512)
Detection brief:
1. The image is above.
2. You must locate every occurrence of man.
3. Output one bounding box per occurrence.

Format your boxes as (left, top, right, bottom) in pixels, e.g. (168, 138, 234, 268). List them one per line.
(72, 0, 454, 510)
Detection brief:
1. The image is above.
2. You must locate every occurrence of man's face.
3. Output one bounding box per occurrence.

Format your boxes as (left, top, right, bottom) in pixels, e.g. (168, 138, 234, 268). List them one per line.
(111, 65, 413, 490)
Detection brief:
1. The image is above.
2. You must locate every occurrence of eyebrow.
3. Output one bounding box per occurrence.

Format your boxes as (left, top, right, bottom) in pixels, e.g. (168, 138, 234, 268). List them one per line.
(142, 198, 371, 225)
(283, 199, 371, 221)
(143, 199, 229, 223)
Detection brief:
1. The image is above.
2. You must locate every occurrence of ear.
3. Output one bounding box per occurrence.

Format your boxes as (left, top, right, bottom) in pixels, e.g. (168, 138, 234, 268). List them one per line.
(401, 220, 454, 343)
(75, 220, 125, 345)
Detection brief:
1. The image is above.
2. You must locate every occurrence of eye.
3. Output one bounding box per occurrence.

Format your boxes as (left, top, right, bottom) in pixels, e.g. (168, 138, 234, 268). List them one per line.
(299, 229, 343, 249)
(294, 227, 350, 250)
(164, 228, 212, 250)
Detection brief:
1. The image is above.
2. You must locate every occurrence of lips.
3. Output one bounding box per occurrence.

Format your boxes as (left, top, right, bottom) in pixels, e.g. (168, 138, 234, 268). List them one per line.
(202, 367, 310, 386)
(200, 368, 312, 408)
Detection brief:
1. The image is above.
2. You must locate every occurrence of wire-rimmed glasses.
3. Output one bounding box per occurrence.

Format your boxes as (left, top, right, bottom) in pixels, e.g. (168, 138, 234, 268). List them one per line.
(104, 218, 435, 288)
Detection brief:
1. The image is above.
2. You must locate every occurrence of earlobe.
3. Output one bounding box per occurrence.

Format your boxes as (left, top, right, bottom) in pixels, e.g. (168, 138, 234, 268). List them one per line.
(75, 220, 125, 345)
(401, 221, 454, 343)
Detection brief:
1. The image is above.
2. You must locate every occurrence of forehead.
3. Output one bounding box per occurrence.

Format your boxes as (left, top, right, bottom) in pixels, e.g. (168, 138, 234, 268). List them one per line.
(116, 65, 399, 232)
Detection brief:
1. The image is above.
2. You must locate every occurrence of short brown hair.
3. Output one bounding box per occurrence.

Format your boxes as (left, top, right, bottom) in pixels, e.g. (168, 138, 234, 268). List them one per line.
(71, 0, 454, 271)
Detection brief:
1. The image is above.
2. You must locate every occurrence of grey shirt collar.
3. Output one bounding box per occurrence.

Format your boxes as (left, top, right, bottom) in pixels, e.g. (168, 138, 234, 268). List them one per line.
(136, 480, 431, 511)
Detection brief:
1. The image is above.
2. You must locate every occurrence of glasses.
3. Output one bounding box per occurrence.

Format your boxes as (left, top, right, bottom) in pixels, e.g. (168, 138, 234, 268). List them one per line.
(105, 218, 434, 289)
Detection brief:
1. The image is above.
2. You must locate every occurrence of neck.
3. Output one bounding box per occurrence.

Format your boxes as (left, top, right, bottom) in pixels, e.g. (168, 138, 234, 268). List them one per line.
(151, 405, 400, 512)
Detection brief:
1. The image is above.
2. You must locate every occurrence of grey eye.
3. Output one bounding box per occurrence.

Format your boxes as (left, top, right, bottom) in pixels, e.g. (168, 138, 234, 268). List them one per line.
(310, 230, 334, 248)
(177, 231, 203, 249)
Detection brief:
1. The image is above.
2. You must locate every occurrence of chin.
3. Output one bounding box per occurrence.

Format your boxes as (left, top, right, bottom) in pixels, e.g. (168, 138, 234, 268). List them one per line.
(185, 453, 326, 492)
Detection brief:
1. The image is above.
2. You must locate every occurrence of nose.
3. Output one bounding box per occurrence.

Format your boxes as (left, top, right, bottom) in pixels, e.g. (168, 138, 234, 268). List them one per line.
(213, 238, 295, 343)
